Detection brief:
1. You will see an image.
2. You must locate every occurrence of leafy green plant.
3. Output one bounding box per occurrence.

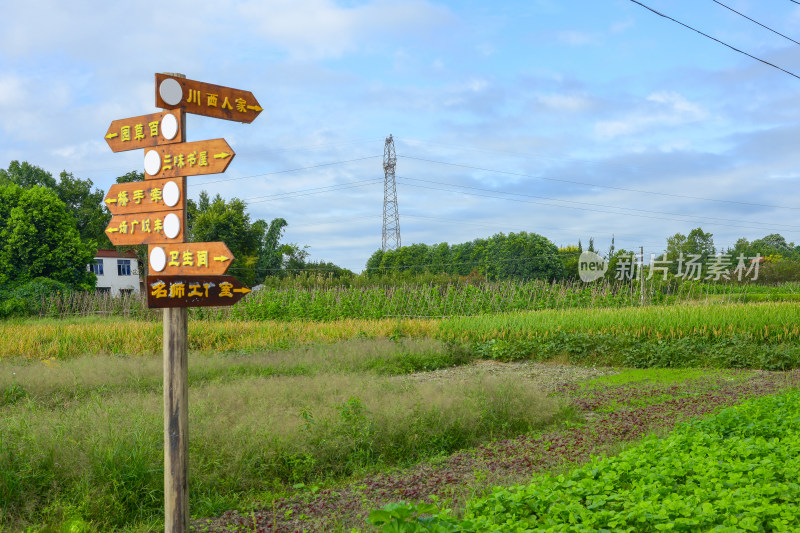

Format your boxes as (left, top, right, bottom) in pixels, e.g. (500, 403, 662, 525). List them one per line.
(372, 389, 800, 532)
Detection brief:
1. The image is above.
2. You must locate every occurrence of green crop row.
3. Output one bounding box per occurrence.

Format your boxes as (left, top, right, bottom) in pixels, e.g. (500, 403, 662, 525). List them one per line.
(437, 303, 800, 370)
(369, 388, 800, 532)
(34, 278, 799, 321)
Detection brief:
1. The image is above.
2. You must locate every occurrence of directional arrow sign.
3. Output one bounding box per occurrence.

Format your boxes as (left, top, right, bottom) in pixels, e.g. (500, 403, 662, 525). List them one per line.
(155, 73, 263, 124)
(147, 275, 251, 308)
(105, 109, 185, 152)
(143, 139, 234, 179)
(148, 242, 234, 276)
(104, 177, 186, 216)
(105, 210, 185, 246)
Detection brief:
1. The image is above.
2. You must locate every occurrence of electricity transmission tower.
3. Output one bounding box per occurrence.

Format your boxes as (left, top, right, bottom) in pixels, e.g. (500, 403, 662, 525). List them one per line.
(382, 134, 401, 251)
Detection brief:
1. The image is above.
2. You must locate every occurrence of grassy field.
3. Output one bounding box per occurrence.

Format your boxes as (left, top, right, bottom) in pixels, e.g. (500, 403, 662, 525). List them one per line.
(1, 338, 570, 532)
(3, 301, 800, 532)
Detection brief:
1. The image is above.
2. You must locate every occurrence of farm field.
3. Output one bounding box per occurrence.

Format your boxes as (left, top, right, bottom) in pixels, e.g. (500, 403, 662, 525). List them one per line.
(1, 301, 799, 532)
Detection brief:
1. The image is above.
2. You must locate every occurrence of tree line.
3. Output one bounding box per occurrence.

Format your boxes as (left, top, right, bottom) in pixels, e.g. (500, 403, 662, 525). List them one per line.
(365, 228, 800, 284)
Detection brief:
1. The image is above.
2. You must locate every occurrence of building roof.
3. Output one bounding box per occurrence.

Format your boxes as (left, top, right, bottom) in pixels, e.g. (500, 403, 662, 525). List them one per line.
(94, 249, 138, 259)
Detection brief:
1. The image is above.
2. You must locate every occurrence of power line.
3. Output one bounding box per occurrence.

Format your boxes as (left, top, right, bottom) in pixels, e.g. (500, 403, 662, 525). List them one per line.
(395, 175, 800, 230)
(395, 178, 800, 233)
(711, 0, 800, 46)
(629, 0, 800, 80)
(193, 155, 381, 186)
(400, 153, 800, 211)
(243, 178, 382, 204)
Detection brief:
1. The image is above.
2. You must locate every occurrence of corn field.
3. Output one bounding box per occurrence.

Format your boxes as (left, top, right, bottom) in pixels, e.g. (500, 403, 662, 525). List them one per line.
(34, 278, 799, 321)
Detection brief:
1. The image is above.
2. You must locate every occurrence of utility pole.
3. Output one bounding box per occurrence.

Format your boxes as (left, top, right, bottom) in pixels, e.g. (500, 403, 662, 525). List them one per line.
(382, 134, 401, 251)
(640, 245, 645, 305)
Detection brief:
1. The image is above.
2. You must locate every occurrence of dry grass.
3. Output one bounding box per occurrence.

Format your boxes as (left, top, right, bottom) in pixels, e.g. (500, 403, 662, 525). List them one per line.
(0, 317, 438, 360)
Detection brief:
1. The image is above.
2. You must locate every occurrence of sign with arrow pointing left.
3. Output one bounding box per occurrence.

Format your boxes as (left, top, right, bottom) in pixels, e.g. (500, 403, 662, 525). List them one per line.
(143, 138, 235, 179)
(105, 109, 185, 152)
(148, 242, 234, 276)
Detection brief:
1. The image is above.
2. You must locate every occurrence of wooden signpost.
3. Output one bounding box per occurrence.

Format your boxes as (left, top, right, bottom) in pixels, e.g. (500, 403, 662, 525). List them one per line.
(105, 110, 185, 152)
(105, 211, 185, 246)
(143, 138, 235, 179)
(148, 242, 234, 276)
(155, 73, 263, 123)
(104, 177, 186, 215)
(147, 275, 251, 308)
(103, 72, 261, 533)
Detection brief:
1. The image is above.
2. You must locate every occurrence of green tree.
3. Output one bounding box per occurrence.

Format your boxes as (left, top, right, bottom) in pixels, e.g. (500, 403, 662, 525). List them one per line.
(750, 233, 795, 259)
(0, 183, 96, 290)
(189, 192, 263, 285)
(0, 161, 57, 189)
(484, 231, 565, 281)
(189, 192, 296, 285)
(115, 170, 145, 184)
(2, 161, 111, 248)
(366, 231, 564, 281)
(53, 171, 111, 247)
(559, 244, 581, 280)
(663, 227, 715, 274)
(256, 217, 288, 278)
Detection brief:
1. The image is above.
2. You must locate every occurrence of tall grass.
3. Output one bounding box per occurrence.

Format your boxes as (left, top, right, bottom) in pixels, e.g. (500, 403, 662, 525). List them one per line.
(0, 341, 562, 532)
(0, 317, 437, 360)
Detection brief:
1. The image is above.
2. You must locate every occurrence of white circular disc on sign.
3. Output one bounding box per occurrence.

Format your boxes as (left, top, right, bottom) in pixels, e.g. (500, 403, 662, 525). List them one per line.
(163, 213, 181, 239)
(160, 113, 179, 140)
(163, 180, 180, 207)
(144, 150, 161, 176)
(150, 247, 166, 272)
(159, 78, 183, 106)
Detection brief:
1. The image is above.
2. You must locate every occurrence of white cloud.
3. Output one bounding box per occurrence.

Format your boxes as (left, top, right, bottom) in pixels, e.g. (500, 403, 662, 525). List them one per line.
(239, 0, 453, 60)
(535, 93, 591, 113)
(647, 91, 707, 120)
(0, 75, 25, 108)
(557, 30, 596, 46)
(595, 91, 709, 140)
(610, 18, 634, 33)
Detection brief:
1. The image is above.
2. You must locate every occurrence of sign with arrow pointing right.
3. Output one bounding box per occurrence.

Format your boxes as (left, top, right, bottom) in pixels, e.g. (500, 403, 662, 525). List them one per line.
(143, 138, 235, 179)
(148, 242, 234, 276)
(147, 275, 251, 308)
(155, 73, 263, 123)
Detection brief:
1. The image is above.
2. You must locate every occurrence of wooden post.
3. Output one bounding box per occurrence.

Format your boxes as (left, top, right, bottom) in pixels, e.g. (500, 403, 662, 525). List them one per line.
(640, 246, 645, 305)
(163, 307, 188, 532)
(162, 71, 190, 533)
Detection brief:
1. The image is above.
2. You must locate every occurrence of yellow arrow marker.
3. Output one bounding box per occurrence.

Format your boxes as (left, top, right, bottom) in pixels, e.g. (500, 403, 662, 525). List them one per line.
(246, 105, 263, 112)
(213, 256, 230, 262)
(105, 132, 118, 139)
(214, 152, 231, 160)
(106, 228, 119, 233)
(233, 287, 251, 294)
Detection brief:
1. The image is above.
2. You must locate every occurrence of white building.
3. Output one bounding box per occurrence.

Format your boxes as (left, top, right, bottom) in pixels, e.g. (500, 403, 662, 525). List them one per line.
(88, 250, 141, 296)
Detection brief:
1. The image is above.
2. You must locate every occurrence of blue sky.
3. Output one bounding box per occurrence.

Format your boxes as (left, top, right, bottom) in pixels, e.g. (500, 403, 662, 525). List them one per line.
(3, 0, 800, 272)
